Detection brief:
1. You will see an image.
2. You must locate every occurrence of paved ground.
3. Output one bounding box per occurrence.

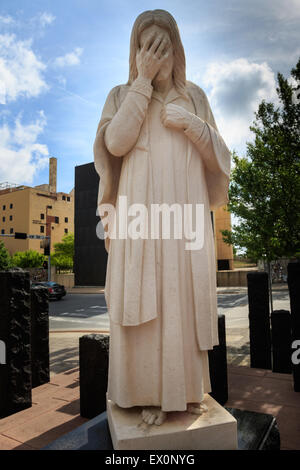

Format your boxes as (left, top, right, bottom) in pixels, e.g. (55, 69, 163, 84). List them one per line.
(1, 365, 299, 450)
(226, 366, 300, 450)
(0, 283, 297, 450)
(49, 294, 108, 331)
(0, 368, 86, 449)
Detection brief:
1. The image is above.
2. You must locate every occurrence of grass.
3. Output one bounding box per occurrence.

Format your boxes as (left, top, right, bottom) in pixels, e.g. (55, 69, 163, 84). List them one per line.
(233, 259, 257, 269)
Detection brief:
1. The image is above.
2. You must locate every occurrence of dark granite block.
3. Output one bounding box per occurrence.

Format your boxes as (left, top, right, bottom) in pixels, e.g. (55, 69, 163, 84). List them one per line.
(80, 334, 109, 418)
(271, 310, 292, 374)
(43, 412, 113, 450)
(31, 286, 50, 388)
(287, 262, 300, 392)
(208, 314, 228, 405)
(288, 262, 300, 338)
(247, 272, 272, 369)
(0, 270, 32, 418)
(226, 408, 280, 450)
(42, 408, 280, 450)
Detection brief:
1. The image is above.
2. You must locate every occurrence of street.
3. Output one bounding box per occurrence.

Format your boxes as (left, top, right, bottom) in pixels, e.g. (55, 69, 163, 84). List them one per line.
(49, 293, 109, 331)
(49, 286, 290, 332)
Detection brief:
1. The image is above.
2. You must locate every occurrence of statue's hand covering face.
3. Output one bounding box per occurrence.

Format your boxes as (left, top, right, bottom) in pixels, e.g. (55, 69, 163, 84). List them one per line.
(138, 24, 174, 81)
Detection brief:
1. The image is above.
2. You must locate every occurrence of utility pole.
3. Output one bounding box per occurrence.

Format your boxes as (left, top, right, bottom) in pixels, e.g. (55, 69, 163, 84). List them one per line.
(46, 205, 52, 281)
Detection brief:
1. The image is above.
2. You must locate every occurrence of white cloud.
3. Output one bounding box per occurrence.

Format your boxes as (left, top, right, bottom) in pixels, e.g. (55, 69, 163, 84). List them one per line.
(0, 15, 14, 25)
(232, 0, 300, 21)
(0, 112, 49, 184)
(53, 48, 83, 67)
(0, 34, 48, 105)
(202, 58, 278, 151)
(37, 12, 56, 27)
(56, 75, 67, 87)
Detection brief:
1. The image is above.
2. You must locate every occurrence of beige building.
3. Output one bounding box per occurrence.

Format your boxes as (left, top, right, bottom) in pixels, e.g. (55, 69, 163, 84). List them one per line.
(213, 205, 234, 270)
(0, 158, 74, 255)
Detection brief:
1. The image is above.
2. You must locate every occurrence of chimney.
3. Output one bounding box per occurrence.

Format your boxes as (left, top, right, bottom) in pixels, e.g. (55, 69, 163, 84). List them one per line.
(49, 157, 57, 193)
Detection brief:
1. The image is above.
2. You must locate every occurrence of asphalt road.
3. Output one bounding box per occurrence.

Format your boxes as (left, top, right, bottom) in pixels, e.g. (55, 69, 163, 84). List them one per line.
(49, 288, 290, 332)
(49, 293, 109, 331)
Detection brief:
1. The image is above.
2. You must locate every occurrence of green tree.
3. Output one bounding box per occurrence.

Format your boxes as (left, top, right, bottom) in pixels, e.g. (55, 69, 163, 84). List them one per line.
(0, 241, 12, 270)
(11, 249, 45, 268)
(51, 233, 74, 272)
(222, 59, 300, 308)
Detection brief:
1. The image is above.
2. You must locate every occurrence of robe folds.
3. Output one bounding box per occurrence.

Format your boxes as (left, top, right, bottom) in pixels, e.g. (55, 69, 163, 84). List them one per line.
(94, 78, 231, 411)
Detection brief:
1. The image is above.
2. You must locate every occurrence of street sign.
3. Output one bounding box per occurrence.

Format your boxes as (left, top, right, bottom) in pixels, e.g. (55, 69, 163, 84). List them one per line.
(28, 235, 47, 239)
(0, 233, 50, 240)
(14, 232, 27, 239)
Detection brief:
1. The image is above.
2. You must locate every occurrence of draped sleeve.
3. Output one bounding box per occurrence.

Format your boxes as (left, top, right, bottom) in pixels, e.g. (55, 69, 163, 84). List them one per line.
(186, 83, 231, 210)
(93, 86, 123, 211)
(93, 79, 153, 251)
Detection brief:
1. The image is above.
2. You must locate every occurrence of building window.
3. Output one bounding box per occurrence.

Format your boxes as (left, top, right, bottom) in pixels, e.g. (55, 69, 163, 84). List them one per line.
(55, 216, 59, 223)
(64, 217, 68, 223)
(40, 226, 45, 233)
(41, 213, 45, 220)
(1, 229, 4, 234)
(64, 228, 68, 234)
(10, 203, 13, 209)
(62, 195, 66, 200)
(10, 228, 14, 234)
(2, 205, 5, 210)
(9, 215, 12, 221)
(2, 216, 5, 222)
(67, 197, 70, 202)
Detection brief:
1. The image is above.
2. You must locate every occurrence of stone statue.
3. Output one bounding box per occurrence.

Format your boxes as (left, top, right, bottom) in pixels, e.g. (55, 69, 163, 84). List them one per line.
(94, 9, 231, 427)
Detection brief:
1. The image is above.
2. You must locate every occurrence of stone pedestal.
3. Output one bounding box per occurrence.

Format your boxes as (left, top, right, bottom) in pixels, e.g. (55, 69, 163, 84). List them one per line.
(208, 313, 228, 405)
(31, 286, 50, 388)
(271, 309, 292, 374)
(0, 270, 32, 418)
(80, 334, 109, 418)
(288, 262, 300, 391)
(247, 272, 272, 369)
(107, 394, 237, 450)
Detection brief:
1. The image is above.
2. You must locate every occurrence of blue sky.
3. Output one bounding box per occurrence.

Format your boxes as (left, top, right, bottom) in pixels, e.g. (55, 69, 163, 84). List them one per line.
(0, 0, 299, 193)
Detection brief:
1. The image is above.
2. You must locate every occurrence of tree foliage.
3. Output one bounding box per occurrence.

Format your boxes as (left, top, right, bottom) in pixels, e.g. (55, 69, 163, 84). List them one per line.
(11, 249, 45, 268)
(51, 233, 74, 272)
(0, 241, 12, 270)
(222, 58, 300, 261)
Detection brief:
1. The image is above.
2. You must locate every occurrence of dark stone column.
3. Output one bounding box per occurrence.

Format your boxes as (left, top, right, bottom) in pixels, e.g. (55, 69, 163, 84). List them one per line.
(288, 262, 300, 391)
(271, 310, 292, 374)
(208, 314, 228, 405)
(0, 270, 32, 418)
(80, 334, 109, 418)
(31, 286, 50, 388)
(247, 272, 272, 369)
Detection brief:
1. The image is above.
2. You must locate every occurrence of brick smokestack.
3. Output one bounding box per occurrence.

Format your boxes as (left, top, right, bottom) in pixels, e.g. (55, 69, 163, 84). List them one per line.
(49, 157, 57, 193)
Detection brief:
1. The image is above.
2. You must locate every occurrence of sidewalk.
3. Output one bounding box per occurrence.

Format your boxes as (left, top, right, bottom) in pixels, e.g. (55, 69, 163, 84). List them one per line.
(1, 365, 299, 450)
(0, 368, 86, 450)
(0, 283, 294, 450)
(66, 287, 105, 294)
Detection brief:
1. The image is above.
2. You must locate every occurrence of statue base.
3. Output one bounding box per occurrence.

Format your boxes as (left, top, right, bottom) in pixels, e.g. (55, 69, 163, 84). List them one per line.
(107, 394, 238, 450)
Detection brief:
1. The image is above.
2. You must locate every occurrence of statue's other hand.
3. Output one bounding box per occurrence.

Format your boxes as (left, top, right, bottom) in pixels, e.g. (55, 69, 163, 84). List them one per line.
(161, 103, 191, 130)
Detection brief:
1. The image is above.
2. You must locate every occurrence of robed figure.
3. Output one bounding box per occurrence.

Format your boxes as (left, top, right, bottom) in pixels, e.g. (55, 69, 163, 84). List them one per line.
(94, 10, 231, 426)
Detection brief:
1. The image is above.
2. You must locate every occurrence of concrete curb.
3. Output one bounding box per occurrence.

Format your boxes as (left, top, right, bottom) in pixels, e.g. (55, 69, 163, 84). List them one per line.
(50, 330, 109, 334)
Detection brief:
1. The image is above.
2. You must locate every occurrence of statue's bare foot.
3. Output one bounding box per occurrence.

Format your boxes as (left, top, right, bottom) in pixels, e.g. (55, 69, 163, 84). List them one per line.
(141, 407, 167, 426)
(187, 402, 208, 415)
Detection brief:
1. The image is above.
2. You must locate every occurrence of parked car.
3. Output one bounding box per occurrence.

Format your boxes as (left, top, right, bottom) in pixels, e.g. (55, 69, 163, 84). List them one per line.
(36, 281, 66, 300)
